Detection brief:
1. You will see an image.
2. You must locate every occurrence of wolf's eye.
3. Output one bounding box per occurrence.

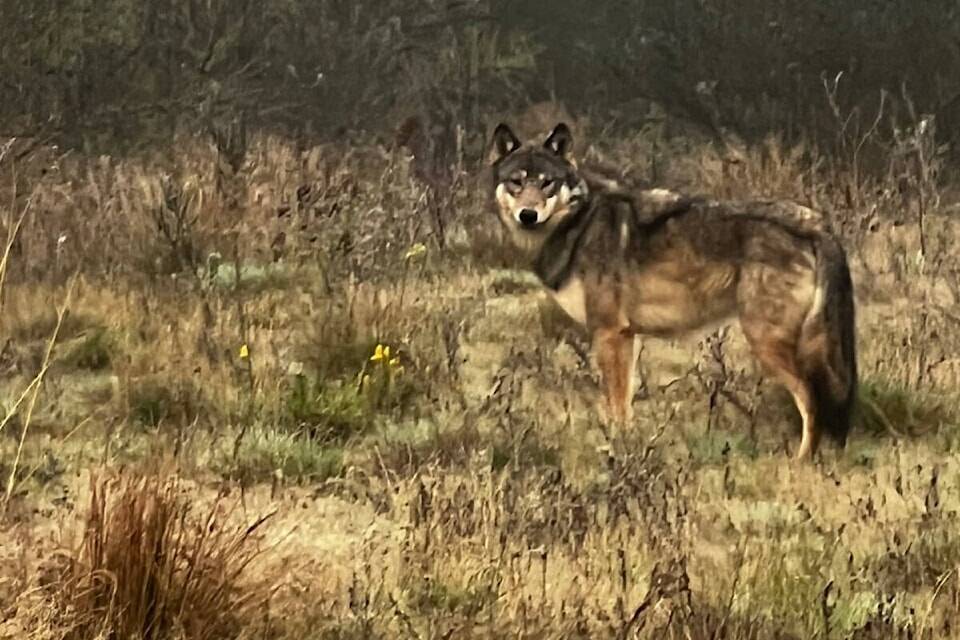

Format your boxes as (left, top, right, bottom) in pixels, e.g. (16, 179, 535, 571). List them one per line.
(541, 178, 558, 192)
(507, 178, 523, 190)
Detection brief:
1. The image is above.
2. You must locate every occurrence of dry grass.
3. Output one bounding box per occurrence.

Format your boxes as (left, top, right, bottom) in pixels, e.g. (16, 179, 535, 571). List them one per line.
(1, 117, 959, 638)
(2, 469, 273, 640)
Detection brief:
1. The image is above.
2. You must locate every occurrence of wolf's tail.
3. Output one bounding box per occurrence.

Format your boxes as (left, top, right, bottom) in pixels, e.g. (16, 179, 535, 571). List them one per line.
(799, 234, 858, 446)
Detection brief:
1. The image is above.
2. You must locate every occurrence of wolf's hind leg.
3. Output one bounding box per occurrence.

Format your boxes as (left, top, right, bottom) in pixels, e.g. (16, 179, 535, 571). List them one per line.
(740, 321, 820, 460)
(592, 327, 638, 427)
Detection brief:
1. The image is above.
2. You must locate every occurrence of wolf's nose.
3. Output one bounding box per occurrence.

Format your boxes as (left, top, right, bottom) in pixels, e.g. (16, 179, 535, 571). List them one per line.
(518, 209, 538, 226)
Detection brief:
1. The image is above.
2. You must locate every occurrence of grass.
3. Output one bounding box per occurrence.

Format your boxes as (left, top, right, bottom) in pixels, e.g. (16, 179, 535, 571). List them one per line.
(685, 429, 760, 466)
(128, 376, 206, 430)
(856, 377, 960, 455)
(32, 469, 274, 640)
(59, 326, 114, 371)
(217, 426, 344, 485)
(1, 123, 960, 638)
(283, 375, 371, 441)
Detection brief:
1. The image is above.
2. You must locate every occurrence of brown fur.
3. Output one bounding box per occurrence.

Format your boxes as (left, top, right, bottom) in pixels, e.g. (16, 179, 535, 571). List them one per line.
(488, 123, 858, 460)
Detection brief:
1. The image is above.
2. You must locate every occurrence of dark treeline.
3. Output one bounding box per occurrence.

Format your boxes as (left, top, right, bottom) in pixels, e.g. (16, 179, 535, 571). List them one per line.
(2, 0, 960, 162)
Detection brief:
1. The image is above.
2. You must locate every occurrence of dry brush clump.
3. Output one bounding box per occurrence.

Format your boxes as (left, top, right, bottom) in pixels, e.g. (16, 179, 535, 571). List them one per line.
(3, 470, 274, 640)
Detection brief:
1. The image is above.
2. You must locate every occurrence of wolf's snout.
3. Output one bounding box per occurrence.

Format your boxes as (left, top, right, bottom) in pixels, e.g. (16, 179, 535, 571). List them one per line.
(518, 208, 539, 227)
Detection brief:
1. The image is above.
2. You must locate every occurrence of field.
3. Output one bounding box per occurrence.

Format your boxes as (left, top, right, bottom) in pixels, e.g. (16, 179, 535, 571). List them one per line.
(1, 116, 960, 639)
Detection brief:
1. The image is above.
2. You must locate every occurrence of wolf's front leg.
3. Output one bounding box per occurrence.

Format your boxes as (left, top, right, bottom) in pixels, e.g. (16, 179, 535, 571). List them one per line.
(592, 326, 638, 428)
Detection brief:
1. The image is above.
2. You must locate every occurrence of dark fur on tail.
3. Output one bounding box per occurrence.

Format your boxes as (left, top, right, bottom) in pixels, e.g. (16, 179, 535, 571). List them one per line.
(803, 235, 858, 445)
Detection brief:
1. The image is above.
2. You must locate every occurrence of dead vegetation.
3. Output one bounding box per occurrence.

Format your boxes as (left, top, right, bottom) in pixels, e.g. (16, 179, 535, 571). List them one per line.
(0, 79, 959, 638)
(3, 2, 960, 636)
(2, 469, 272, 640)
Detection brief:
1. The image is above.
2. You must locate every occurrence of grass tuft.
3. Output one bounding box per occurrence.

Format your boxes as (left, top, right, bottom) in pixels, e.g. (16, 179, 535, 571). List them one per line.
(283, 376, 371, 443)
(128, 377, 205, 429)
(217, 427, 344, 485)
(857, 378, 956, 439)
(60, 326, 114, 371)
(39, 470, 273, 640)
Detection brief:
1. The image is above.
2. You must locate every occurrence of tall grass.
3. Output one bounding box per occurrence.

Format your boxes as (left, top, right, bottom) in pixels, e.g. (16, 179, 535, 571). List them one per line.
(45, 470, 273, 640)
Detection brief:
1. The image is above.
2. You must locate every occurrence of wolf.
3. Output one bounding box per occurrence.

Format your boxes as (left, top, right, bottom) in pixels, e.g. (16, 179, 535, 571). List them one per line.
(487, 122, 857, 459)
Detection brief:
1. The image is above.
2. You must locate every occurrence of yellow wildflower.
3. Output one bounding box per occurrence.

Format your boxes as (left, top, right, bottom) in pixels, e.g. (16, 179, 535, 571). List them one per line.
(370, 344, 390, 362)
(404, 242, 427, 260)
(388, 355, 403, 374)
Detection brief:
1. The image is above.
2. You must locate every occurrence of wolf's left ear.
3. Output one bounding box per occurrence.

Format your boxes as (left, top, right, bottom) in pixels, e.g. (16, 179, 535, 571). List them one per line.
(544, 123, 573, 158)
(489, 123, 521, 164)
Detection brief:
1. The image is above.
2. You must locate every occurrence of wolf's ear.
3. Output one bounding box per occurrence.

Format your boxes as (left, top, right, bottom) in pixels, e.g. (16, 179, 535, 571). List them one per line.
(544, 123, 573, 158)
(489, 123, 521, 164)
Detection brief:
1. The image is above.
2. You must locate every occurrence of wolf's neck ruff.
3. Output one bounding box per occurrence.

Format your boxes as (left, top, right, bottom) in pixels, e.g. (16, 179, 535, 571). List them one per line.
(530, 188, 696, 291)
(531, 192, 594, 290)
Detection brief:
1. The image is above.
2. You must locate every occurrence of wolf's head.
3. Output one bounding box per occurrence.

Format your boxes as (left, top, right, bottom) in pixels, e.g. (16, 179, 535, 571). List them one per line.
(488, 123, 588, 249)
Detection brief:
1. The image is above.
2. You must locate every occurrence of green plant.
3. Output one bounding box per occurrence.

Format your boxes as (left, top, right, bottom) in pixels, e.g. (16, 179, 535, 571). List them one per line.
(129, 378, 204, 429)
(60, 326, 114, 370)
(217, 427, 344, 485)
(282, 341, 420, 445)
(857, 378, 955, 439)
(357, 343, 408, 410)
(686, 429, 760, 467)
(284, 375, 370, 443)
(407, 577, 496, 617)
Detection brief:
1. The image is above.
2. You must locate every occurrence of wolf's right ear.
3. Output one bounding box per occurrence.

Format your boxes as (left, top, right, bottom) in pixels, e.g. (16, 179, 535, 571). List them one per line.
(489, 123, 521, 164)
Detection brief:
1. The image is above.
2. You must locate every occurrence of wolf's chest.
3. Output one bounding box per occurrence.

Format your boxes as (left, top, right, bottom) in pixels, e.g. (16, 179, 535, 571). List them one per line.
(548, 277, 587, 326)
